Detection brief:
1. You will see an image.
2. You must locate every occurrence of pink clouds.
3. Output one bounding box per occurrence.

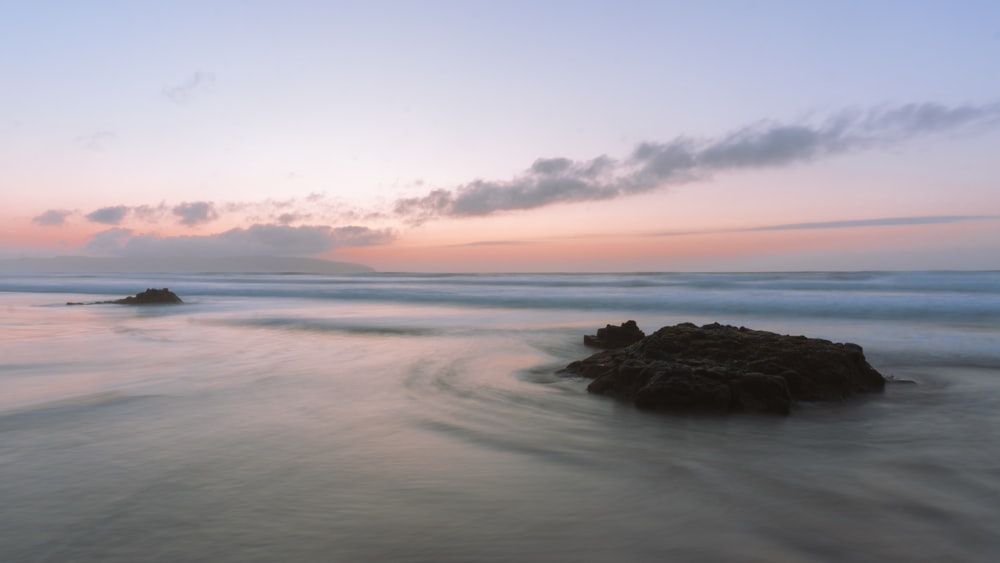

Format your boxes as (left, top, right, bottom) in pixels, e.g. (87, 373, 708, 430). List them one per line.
(172, 201, 218, 226)
(32, 210, 71, 226)
(84, 224, 395, 258)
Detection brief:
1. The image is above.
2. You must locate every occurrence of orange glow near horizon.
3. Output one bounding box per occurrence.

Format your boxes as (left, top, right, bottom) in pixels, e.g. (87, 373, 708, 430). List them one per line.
(2, 219, 93, 251)
(7, 195, 1000, 272)
(338, 219, 1000, 272)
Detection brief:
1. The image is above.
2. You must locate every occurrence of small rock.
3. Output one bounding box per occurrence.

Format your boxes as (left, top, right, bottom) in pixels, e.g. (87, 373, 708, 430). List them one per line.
(111, 288, 183, 305)
(67, 288, 184, 306)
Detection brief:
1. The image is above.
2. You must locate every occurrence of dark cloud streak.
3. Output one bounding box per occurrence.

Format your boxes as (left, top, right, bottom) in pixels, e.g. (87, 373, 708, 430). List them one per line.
(446, 240, 535, 247)
(747, 215, 1000, 232)
(650, 214, 1000, 237)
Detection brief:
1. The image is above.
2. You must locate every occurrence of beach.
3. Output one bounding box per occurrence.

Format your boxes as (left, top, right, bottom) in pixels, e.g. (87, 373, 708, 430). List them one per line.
(2, 271, 999, 561)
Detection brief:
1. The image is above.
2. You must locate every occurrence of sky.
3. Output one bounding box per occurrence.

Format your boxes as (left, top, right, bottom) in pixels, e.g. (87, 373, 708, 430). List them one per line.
(2, 0, 999, 272)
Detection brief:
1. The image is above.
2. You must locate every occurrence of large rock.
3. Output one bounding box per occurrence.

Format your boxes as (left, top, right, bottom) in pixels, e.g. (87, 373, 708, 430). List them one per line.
(561, 322, 885, 415)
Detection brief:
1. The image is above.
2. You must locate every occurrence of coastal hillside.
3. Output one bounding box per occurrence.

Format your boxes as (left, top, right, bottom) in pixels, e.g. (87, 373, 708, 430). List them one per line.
(0, 256, 375, 274)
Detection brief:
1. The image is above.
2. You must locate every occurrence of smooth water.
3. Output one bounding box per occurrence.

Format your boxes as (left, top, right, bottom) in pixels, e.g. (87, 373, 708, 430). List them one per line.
(2, 271, 999, 562)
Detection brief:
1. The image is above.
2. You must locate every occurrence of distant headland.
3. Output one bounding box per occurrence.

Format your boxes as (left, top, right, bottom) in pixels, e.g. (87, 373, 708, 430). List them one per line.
(0, 256, 375, 274)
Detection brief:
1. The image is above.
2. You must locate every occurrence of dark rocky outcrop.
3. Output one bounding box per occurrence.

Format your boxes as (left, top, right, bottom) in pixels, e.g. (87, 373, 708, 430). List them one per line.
(561, 322, 885, 415)
(111, 288, 183, 304)
(583, 320, 645, 349)
(67, 288, 183, 306)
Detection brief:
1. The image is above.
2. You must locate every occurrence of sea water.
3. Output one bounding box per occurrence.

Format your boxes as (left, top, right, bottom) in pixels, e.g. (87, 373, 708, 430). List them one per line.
(2, 271, 999, 562)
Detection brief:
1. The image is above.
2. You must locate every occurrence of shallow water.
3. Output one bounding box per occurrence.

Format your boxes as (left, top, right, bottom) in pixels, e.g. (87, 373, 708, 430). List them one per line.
(2, 272, 999, 561)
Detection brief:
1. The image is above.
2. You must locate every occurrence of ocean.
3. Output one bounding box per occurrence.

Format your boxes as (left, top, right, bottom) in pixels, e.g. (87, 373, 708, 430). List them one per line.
(2, 271, 999, 562)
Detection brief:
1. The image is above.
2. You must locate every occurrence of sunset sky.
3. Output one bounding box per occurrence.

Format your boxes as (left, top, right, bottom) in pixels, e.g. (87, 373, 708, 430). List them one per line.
(3, 1, 999, 272)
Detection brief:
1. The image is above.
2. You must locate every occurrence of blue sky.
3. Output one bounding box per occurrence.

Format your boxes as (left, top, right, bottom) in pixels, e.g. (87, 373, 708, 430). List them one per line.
(2, 1, 999, 271)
